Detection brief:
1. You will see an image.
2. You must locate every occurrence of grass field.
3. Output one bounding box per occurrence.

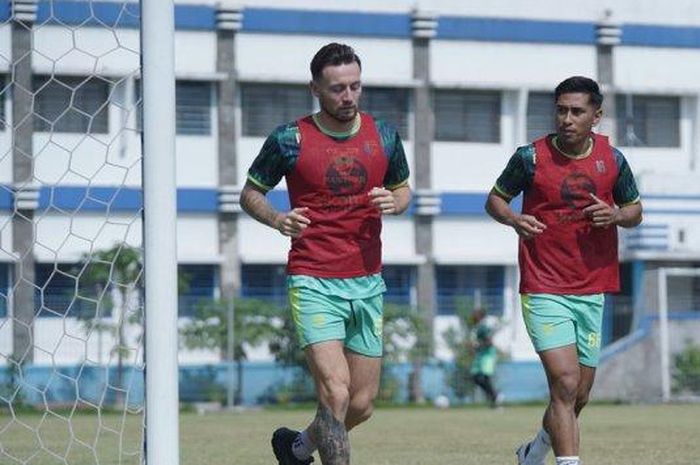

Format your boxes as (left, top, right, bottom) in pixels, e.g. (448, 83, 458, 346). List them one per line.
(1, 403, 698, 464)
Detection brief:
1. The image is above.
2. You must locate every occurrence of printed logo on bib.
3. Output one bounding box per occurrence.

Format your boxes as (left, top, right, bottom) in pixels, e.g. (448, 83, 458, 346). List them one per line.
(557, 172, 597, 223)
(325, 151, 368, 196)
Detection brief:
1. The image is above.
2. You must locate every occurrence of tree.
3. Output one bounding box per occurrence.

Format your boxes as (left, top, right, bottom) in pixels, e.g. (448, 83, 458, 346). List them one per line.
(180, 297, 281, 405)
(442, 300, 504, 402)
(75, 244, 142, 406)
(265, 302, 428, 404)
(382, 303, 428, 402)
(673, 340, 700, 395)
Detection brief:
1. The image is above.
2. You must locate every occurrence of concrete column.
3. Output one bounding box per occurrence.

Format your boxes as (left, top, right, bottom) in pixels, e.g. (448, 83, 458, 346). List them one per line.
(410, 9, 437, 403)
(216, 2, 243, 300)
(596, 10, 621, 144)
(216, 2, 243, 407)
(11, 0, 38, 365)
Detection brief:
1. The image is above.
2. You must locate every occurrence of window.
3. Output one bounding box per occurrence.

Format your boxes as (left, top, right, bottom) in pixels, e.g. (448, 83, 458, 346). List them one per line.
(135, 80, 212, 135)
(362, 87, 410, 139)
(436, 265, 504, 315)
(241, 264, 287, 308)
(35, 263, 94, 318)
(0, 263, 8, 318)
(616, 95, 680, 147)
(33, 76, 110, 133)
(179, 264, 216, 317)
(527, 92, 555, 141)
(176, 81, 212, 135)
(382, 265, 414, 306)
(434, 90, 500, 142)
(241, 84, 313, 137)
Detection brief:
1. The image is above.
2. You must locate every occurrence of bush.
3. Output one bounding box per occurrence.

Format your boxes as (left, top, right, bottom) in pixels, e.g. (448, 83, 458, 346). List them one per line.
(673, 340, 700, 394)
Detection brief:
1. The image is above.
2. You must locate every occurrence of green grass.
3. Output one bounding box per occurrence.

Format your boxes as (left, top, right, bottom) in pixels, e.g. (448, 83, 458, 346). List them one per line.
(1, 404, 699, 464)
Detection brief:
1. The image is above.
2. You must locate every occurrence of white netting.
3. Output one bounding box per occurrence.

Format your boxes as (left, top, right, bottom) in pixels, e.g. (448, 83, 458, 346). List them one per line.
(0, 1, 144, 463)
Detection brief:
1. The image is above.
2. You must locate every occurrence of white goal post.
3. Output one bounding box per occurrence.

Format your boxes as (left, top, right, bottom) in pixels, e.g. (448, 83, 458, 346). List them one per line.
(140, 0, 179, 463)
(656, 267, 700, 403)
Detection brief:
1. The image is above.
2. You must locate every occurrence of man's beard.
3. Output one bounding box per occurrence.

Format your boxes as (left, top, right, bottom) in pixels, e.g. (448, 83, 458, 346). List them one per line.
(322, 101, 358, 123)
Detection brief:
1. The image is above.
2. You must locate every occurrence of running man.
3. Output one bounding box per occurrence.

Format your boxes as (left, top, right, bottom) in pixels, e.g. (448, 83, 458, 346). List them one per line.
(485, 76, 642, 465)
(469, 308, 501, 408)
(240, 43, 411, 465)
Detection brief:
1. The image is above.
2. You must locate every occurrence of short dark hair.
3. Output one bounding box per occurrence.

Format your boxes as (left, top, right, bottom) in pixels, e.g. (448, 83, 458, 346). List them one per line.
(554, 76, 604, 108)
(310, 43, 362, 81)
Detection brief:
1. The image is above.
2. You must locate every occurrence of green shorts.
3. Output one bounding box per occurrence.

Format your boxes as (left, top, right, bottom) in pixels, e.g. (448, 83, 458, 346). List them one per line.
(288, 286, 383, 357)
(471, 346, 498, 376)
(521, 293, 604, 367)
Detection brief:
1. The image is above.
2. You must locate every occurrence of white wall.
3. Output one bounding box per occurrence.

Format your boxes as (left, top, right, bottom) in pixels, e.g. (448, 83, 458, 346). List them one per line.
(432, 42, 596, 90)
(616, 48, 700, 94)
(433, 218, 519, 265)
(0, 215, 11, 256)
(33, 213, 141, 262)
(32, 26, 141, 77)
(177, 136, 218, 187)
(31, 214, 219, 263)
(236, 34, 414, 86)
(238, 216, 290, 264)
(177, 215, 221, 263)
(432, 143, 509, 192)
(381, 216, 418, 263)
(0, 25, 10, 73)
(0, 135, 11, 184)
(31, 27, 217, 79)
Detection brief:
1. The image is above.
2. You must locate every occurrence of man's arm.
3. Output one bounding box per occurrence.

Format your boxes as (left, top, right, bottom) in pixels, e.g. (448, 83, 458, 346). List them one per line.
(240, 180, 310, 238)
(583, 193, 643, 229)
(485, 190, 546, 239)
(368, 184, 411, 215)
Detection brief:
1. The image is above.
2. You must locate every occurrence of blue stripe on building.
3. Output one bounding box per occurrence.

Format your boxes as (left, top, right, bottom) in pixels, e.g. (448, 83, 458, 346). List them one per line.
(36, 0, 141, 28)
(0, 186, 217, 213)
(437, 16, 596, 44)
(0, 0, 9, 22)
(4, 187, 700, 215)
(0, 187, 12, 210)
(243, 8, 410, 38)
(623, 24, 700, 48)
(1, 2, 699, 48)
(441, 192, 522, 215)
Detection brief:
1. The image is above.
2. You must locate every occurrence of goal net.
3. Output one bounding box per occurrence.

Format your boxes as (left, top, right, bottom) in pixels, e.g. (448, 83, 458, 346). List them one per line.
(1, 0, 178, 463)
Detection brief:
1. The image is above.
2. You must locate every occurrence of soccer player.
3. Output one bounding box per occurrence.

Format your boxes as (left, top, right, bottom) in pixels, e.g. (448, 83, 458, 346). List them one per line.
(240, 43, 411, 465)
(485, 76, 642, 465)
(469, 308, 501, 408)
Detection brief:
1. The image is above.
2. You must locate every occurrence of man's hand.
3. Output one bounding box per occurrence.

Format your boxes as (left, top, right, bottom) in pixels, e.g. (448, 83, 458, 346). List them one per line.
(511, 214, 547, 239)
(583, 193, 618, 228)
(368, 187, 398, 215)
(274, 207, 311, 237)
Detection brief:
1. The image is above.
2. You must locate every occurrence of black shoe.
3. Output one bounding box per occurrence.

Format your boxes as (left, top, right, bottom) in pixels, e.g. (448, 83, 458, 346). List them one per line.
(271, 427, 314, 465)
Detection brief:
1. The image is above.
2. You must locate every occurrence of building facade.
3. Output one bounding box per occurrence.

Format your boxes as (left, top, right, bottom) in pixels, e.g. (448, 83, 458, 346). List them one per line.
(1, 0, 700, 374)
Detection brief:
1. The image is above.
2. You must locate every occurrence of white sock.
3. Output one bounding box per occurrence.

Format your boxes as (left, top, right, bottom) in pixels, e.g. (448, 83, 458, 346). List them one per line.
(555, 456, 580, 465)
(292, 429, 316, 460)
(527, 428, 551, 462)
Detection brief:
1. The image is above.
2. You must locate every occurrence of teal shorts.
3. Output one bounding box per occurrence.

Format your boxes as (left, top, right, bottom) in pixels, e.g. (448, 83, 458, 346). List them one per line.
(521, 293, 604, 367)
(471, 346, 498, 376)
(288, 286, 383, 357)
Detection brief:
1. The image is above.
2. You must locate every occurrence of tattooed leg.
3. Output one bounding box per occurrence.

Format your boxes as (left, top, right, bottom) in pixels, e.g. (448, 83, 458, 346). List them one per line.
(311, 403, 350, 465)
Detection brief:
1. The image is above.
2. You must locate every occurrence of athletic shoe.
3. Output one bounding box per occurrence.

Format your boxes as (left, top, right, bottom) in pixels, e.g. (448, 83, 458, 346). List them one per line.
(271, 427, 314, 465)
(516, 441, 544, 465)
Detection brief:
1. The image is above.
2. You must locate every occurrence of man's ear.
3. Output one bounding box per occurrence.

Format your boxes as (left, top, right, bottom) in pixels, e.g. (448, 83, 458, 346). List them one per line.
(309, 80, 320, 99)
(592, 106, 603, 127)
